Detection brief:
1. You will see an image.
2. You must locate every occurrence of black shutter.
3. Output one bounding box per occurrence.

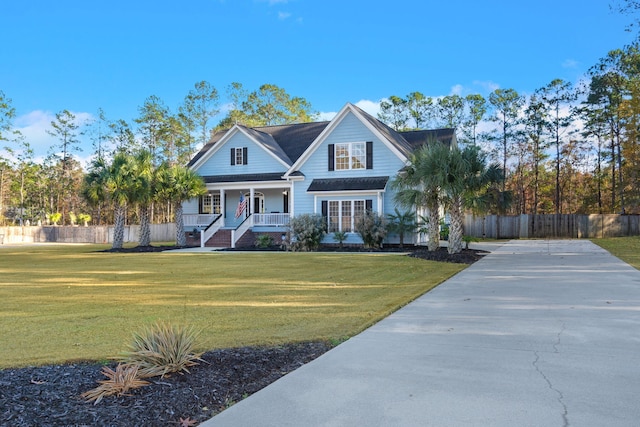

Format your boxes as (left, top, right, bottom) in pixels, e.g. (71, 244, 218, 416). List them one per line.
(366, 141, 373, 169)
(321, 200, 328, 220)
(230, 148, 235, 165)
(365, 199, 373, 212)
(224, 193, 227, 218)
(198, 196, 203, 214)
(243, 147, 248, 165)
(283, 192, 289, 213)
(328, 144, 334, 171)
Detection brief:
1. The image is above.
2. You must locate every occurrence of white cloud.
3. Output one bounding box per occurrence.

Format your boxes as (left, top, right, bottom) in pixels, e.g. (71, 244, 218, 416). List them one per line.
(278, 11, 292, 20)
(317, 110, 337, 121)
(562, 59, 579, 69)
(450, 84, 464, 96)
(354, 99, 382, 118)
(10, 110, 94, 164)
(316, 99, 382, 123)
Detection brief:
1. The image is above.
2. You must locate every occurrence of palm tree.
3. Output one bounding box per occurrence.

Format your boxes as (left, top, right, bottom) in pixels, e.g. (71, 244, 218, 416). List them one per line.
(106, 153, 136, 249)
(441, 146, 466, 254)
(156, 164, 206, 247)
(461, 145, 506, 214)
(83, 157, 109, 225)
(130, 150, 155, 247)
(392, 142, 451, 251)
(386, 208, 416, 248)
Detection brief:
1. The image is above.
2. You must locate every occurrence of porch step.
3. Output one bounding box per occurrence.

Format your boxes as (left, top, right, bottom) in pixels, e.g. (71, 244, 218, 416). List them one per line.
(205, 229, 231, 247)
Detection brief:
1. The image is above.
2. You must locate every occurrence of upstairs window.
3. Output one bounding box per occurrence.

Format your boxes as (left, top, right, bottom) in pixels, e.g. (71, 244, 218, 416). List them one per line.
(231, 147, 248, 165)
(335, 142, 365, 170)
(328, 141, 372, 171)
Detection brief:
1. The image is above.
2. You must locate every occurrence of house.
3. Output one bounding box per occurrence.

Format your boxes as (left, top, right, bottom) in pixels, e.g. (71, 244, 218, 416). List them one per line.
(183, 102, 456, 248)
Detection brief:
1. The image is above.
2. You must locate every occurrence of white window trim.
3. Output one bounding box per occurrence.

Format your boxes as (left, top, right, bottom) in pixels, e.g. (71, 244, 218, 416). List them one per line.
(328, 199, 366, 233)
(335, 142, 366, 170)
(233, 147, 244, 166)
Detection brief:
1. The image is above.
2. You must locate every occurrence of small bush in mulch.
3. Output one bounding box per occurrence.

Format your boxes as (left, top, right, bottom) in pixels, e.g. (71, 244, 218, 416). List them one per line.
(220, 244, 488, 265)
(408, 247, 488, 264)
(0, 342, 332, 427)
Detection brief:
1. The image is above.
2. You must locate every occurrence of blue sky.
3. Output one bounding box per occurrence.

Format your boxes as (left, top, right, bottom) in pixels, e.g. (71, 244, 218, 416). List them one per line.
(1, 0, 636, 161)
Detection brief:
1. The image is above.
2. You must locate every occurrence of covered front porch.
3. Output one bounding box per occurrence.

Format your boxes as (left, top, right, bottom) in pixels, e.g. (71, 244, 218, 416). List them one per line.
(183, 182, 292, 248)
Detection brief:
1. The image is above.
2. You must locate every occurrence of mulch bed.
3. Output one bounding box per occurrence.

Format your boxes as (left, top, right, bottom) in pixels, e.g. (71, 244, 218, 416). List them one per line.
(2, 245, 486, 426)
(0, 342, 332, 427)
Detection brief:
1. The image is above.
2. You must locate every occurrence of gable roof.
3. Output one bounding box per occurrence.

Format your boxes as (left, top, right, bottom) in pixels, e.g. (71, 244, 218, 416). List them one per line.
(188, 121, 329, 169)
(252, 121, 330, 164)
(348, 103, 414, 158)
(187, 103, 456, 172)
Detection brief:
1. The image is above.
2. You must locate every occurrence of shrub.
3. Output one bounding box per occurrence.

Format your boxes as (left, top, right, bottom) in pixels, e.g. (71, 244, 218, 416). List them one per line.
(255, 234, 274, 248)
(332, 231, 348, 249)
(49, 212, 62, 226)
(355, 211, 387, 249)
(81, 364, 150, 405)
(462, 234, 478, 249)
(386, 208, 416, 248)
(119, 322, 203, 378)
(77, 213, 92, 226)
(439, 220, 449, 241)
(288, 214, 326, 251)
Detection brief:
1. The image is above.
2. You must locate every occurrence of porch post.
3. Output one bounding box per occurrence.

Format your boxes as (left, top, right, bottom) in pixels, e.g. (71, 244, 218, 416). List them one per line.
(250, 188, 255, 214)
(220, 188, 226, 227)
(290, 185, 294, 218)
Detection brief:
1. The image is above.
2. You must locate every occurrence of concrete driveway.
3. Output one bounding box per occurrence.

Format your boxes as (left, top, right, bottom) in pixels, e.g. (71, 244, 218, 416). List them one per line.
(201, 240, 640, 427)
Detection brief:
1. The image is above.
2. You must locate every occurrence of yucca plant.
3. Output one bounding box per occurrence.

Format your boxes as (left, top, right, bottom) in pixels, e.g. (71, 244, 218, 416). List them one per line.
(119, 322, 204, 378)
(81, 364, 150, 405)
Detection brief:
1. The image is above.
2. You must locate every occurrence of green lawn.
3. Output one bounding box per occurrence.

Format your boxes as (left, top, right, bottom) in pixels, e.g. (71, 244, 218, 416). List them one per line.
(593, 236, 640, 270)
(0, 244, 465, 368)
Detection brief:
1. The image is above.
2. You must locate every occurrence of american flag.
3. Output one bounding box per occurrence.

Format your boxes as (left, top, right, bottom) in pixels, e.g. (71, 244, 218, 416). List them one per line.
(235, 193, 247, 218)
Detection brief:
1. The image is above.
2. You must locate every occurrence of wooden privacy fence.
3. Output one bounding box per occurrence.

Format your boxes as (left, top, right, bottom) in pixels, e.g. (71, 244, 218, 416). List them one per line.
(463, 214, 640, 239)
(0, 224, 176, 245)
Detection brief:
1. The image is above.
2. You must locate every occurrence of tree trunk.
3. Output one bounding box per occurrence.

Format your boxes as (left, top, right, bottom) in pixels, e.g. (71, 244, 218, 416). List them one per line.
(113, 204, 126, 249)
(427, 200, 440, 252)
(138, 204, 151, 247)
(448, 196, 463, 254)
(175, 201, 186, 247)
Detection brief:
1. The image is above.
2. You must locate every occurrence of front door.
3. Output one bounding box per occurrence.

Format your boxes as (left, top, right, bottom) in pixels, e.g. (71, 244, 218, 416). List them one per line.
(245, 192, 264, 215)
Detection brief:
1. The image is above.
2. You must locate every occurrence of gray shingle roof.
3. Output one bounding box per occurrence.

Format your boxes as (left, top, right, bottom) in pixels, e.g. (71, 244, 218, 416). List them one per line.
(307, 176, 389, 192)
(187, 104, 455, 171)
(400, 128, 456, 151)
(252, 121, 330, 163)
(349, 103, 415, 157)
(188, 121, 329, 168)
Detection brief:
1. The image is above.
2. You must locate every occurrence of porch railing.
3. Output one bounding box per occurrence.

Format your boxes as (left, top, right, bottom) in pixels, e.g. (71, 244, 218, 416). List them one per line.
(232, 215, 253, 249)
(200, 215, 222, 248)
(252, 213, 290, 227)
(184, 214, 218, 227)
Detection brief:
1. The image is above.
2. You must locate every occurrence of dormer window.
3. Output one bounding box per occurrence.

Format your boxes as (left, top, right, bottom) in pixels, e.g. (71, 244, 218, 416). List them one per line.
(231, 147, 248, 165)
(328, 141, 372, 171)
